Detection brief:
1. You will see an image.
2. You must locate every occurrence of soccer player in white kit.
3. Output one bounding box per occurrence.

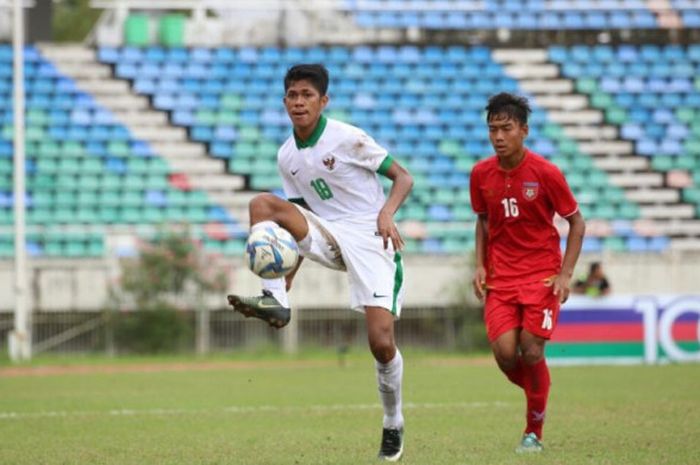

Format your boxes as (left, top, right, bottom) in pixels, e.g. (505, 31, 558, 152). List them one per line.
(227, 64, 413, 461)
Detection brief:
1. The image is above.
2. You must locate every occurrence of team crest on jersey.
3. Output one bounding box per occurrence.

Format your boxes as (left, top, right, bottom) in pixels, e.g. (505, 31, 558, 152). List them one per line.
(522, 182, 539, 200)
(322, 155, 336, 171)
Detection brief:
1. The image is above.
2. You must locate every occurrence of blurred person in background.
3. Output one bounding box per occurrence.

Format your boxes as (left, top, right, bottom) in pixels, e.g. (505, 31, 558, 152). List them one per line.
(573, 262, 611, 297)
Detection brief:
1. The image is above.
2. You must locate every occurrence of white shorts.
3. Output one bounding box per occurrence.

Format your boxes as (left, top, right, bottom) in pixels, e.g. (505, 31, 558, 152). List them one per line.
(294, 205, 405, 318)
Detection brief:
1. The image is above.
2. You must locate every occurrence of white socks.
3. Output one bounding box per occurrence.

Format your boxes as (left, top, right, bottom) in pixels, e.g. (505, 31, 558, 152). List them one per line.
(252, 221, 290, 308)
(375, 349, 404, 429)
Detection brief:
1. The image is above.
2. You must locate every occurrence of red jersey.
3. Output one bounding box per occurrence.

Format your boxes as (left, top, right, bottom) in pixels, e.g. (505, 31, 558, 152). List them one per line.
(470, 149, 578, 289)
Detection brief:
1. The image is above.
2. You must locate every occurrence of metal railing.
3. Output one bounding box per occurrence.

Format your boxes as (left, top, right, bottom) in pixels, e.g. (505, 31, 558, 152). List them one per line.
(0, 306, 486, 356)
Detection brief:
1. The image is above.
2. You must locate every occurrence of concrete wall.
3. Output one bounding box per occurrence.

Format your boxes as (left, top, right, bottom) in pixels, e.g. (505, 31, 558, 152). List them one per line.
(0, 251, 698, 313)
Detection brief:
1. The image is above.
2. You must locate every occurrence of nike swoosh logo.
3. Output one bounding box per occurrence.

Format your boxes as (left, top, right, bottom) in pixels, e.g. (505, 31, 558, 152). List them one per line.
(373, 292, 388, 298)
(291, 169, 299, 176)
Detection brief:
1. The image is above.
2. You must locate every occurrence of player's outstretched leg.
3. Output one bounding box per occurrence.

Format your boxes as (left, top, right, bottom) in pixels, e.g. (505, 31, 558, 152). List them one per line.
(367, 307, 404, 462)
(227, 194, 308, 328)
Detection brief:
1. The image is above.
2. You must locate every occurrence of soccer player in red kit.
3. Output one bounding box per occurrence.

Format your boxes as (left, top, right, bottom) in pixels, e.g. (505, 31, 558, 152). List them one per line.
(470, 93, 586, 452)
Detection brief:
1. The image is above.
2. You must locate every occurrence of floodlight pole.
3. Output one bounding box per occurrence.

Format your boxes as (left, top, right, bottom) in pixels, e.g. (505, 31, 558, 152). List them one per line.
(9, 0, 30, 362)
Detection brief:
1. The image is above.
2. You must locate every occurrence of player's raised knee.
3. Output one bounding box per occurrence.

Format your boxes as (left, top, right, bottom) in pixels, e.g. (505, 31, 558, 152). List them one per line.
(249, 192, 283, 213)
(521, 344, 545, 366)
(249, 193, 294, 223)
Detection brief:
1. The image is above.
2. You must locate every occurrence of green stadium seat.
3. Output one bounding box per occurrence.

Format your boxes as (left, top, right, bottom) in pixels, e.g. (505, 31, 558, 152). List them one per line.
(606, 108, 627, 124)
(99, 207, 119, 224)
(159, 14, 185, 47)
(223, 239, 246, 256)
(38, 141, 60, 157)
(593, 204, 616, 220)
(603, 236, 626, 252)
(0, 209, 12, 224)
(683, 188, 700, 204)
(229, 158, 252, 173)
(121, 207, 142, 223)
(28, 208, 52, 224)
(87, 238, 104, 256)
(576, 78, 597, 93)
(220, 94, 243, 110)
(64, 241, 87, 257)
(588, 171, 610, 187)
(455, 156, 476, 171)
(196, 110, 217, 125)
(143, 207, 165, 223)
(125, 14, 150, 46)
(651, 156, 673, 171)
(76, 208, 100, 224)
(618, 203, 640, 220)
(44, 241, 63, 256)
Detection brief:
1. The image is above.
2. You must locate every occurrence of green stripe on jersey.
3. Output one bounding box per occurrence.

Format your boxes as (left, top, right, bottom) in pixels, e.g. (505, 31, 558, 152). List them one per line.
(294, 114, 327, 149)
(377, 155, 394, 176)
(288, 198, 305, 205)
(391, 251, 404, 315)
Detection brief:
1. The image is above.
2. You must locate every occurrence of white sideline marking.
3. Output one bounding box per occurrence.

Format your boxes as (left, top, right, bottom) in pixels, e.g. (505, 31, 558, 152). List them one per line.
(0, 401, 509, 421)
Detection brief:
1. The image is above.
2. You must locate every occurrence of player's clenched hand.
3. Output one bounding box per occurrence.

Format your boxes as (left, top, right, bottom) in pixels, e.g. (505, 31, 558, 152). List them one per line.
(473, 266, 487, 302)
(377, 210, 404, 251)
(545, 274, 571, 304)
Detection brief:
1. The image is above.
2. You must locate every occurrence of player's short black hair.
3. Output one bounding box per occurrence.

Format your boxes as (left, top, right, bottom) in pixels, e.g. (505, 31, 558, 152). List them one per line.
(284, 64, 329, 96)
(486, 92, 531, 125)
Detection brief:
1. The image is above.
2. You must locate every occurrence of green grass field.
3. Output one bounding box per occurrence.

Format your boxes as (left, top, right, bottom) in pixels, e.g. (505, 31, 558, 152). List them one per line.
(1, 351, 698, 465)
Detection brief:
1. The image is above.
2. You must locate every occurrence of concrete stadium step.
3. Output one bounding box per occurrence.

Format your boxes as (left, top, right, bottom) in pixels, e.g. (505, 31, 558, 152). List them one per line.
(547, 110, 603, 125)
(519, 79, 574, 93)
(578, 140, 634, 156)
(592, 156, 648, 172)
(492, 49, 548, 63)
(640, 204, 696, 219)
(535, 94, 589, 110)
(610, 172, 663, 187)
(563, 125, 618, 140)
(115, 111, 168, 126)
(168, 158, 227, 174)
(74, 79, 131, 94)
(659, 220, 700, 236)
(670, 238, 700, 250)
(131, 126, 188, 142)
(97, 95, 150, 110)
(150, 142, 207, 157)
(501, 63, 559, 79)
(626, 189, 680, 204)
(189, 175, 245, 191)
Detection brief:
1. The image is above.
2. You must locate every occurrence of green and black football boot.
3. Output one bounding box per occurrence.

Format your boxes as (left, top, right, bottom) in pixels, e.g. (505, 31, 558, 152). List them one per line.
(227, 290, 291, 329)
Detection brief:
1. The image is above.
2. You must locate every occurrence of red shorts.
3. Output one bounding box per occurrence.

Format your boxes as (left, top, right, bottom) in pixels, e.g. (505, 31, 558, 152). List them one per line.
(483, 280, 561, 342)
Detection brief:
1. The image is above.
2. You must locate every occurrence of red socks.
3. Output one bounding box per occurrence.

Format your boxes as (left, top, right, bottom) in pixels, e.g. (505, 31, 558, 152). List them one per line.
(521, 358, 551, 439)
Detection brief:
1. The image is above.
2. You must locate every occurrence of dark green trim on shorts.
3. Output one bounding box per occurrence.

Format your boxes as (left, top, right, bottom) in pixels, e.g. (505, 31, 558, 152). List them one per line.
(391, 251, 403, 315)
(377, 155, 394, 177)
(288, 197, 305, 205)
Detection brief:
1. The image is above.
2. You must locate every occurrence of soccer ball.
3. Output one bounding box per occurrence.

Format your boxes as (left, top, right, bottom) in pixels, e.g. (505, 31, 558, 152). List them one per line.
(245, 226, 299, 279)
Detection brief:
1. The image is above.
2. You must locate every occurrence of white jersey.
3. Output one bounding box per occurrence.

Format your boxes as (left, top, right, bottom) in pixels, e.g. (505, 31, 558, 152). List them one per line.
(278, 115, 393, 222)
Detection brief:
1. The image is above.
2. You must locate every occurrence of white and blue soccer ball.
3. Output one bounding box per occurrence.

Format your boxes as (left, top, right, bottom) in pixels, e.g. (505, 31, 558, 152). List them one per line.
(245, 226, 299, 279)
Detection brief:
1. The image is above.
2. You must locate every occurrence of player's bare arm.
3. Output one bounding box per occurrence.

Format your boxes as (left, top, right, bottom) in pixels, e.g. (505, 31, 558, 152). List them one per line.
(377, 160, 413, 251)
(550, 211, 586, 303)
(473, 213, 489, 301)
